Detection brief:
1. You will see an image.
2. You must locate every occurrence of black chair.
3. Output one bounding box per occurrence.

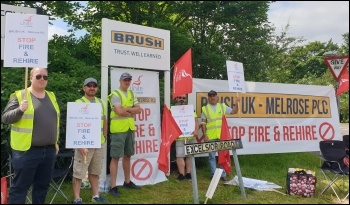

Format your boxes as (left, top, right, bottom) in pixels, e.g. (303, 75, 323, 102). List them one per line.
(319, 140, 349, 202)
(343, 135, 349, 156)
(47, 150, 74, 204)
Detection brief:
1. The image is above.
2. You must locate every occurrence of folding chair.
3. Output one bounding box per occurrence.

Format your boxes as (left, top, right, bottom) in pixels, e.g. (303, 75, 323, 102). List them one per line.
(47, 150, 74, 204)
(343, 135, 349, 156)
(319, 140, 349, 202)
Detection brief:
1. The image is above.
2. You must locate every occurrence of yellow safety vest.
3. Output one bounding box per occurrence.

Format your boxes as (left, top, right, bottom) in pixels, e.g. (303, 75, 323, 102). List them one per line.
(108, 89, 136, 133)
(201, 103, 226, 140)
(10, 89, 60, 151)
(76, 96, 107, 144)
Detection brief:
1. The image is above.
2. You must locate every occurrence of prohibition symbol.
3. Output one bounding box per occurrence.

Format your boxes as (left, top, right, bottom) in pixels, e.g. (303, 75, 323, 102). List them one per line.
(319, 122, 335, 141)
(131, 158, 153, 180)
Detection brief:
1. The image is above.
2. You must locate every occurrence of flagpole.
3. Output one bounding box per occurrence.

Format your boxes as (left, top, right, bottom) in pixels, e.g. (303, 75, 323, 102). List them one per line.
(236, 92, 240, 118)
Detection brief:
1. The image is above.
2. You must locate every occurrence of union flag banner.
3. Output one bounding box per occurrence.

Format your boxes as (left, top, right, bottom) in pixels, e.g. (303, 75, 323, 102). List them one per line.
(218, 115, 232, 174)
(157, 104, 182, 173)
(172, 48, 193, 99)
(336, 68, 349, 96)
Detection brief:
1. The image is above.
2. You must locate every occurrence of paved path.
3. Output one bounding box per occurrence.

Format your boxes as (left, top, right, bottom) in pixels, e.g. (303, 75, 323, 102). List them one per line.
(340, 123, 349, 136)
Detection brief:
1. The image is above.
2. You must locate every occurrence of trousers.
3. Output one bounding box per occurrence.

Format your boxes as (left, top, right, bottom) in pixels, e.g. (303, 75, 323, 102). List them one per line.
(9, 145, 56, 204)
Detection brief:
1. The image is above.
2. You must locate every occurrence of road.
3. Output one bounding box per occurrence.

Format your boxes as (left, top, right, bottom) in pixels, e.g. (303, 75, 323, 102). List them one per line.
(340, 123, 349, 136)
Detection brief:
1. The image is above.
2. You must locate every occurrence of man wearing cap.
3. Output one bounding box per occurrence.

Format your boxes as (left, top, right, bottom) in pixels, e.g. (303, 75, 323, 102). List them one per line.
(108, 72, 142, 198)
(72, 78, 108, 204)
(201, 90, 240, 181)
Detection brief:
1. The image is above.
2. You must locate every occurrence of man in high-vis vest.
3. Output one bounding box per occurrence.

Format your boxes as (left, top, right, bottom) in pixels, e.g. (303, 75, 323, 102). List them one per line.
(108, 72, 142, 198)
(201, 90, 240, 181)
(72, 78, 108, 204)
(172, 95, 199, 181)
(2, 68, 60, 204)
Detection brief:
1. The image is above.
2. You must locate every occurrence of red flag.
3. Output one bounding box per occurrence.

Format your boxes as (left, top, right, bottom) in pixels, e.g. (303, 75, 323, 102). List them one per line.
(157, 104, 183, 173)
(336, 68, 349, 96)
(1, 177, 8, 204)
(172, 48, 193, 99)
(218, 115, 232, 174)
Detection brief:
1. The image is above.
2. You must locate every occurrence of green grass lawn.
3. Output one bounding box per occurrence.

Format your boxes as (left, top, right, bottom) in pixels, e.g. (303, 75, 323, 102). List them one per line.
(32, 152, 349, 204)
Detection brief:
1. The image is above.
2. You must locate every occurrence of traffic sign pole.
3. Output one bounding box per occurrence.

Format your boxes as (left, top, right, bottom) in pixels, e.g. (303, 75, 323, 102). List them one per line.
(324, 55, 349, 120)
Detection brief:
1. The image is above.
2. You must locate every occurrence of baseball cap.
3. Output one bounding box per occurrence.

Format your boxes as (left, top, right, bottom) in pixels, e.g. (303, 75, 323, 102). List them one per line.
(84, 77, 98, 86)
(120, 72, 132, 80)
(208, 90, 217, 96)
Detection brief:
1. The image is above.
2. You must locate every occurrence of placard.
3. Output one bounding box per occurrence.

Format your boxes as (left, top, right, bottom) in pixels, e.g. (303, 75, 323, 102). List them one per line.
(66, 102, 101, 148)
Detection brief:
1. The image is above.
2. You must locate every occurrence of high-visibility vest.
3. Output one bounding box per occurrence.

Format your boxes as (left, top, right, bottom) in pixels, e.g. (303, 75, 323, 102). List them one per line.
(10, 89, 60, 151)
(108, 89, 136, 133)
(75, 96, 107, 144)
(201, 103, 226, 140)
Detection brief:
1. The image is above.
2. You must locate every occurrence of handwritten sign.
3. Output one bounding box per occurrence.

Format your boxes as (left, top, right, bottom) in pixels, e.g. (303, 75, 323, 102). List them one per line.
(3, 13, 48, 68)
(66, 102, 101, 148)
(171, 104, 195, 137)
(226, 60, 246, 93)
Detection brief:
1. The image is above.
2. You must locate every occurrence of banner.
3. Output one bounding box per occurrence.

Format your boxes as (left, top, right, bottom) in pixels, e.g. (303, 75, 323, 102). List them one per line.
(172, 48, 193, 99)
(189, 78, 341, 155)
(110, 68, 166, 185)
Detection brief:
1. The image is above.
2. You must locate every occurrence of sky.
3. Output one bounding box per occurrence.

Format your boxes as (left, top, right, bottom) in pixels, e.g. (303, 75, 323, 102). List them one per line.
(48, 1, 349, 46)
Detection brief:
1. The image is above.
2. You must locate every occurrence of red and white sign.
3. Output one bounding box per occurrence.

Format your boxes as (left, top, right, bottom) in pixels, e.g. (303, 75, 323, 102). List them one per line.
(110, 68, 166, 186)
(324, 56, 349, 81)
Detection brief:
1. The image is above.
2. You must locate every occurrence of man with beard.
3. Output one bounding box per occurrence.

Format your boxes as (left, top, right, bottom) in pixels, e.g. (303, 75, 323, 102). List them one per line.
(72, 78, 108, 204)
(173, 95, 199, 181)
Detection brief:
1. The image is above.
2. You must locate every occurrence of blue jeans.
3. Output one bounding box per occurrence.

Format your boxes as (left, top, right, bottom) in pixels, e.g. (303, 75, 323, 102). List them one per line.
(9, 145, 56, 204)
(208, 140, 226, 177)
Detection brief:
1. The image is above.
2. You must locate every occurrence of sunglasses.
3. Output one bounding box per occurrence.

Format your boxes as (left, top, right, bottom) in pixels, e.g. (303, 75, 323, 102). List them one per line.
(35, 75, 48, 80)
(177, 97, 186, 100)
(86, 84, 97, 88)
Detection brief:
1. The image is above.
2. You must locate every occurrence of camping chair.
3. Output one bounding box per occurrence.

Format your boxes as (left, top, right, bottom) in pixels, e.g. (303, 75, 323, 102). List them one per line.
(319, 140, 349, 203)
(47, 150, 74, 204)
(343, 135, 349, 156)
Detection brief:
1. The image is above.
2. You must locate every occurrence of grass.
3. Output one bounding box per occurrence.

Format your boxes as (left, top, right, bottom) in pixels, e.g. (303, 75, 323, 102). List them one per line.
(29, 152, 348, 204)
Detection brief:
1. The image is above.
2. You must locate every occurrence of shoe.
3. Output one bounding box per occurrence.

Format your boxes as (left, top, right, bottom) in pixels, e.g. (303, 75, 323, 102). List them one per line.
(73, 198, 83, 204)
(123, 181, 141, 189)
(185, 173, 192, 181)
(177, 174, 185, 181)
(109, 186, 121, 198)
(220, 176, 228, 182)
(91, 196, 108, 203)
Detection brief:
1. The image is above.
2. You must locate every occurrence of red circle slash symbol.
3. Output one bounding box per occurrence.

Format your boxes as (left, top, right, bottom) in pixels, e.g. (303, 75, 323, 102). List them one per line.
(131, 158, 153, 180)
(319, 122, 335, 141)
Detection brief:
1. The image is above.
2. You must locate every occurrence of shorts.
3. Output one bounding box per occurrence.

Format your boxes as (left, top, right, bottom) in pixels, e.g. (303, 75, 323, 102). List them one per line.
(110, 130, 135, 158)
(73, 145, 105, 179)
(176, 138, 197, 158)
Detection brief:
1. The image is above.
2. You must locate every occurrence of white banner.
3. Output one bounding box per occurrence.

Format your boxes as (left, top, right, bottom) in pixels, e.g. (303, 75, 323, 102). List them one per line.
(102, 19, 170, 71)
(3, 13, 48, 68)
(110, 68, 166, 185)
(66, 102, 101, 148)
(189, 78, 341, 155)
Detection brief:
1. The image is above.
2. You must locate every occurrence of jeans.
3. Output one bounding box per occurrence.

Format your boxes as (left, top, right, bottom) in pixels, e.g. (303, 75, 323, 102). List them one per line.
(208, 140, 226, 177)
(9, 145, 56, 204)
